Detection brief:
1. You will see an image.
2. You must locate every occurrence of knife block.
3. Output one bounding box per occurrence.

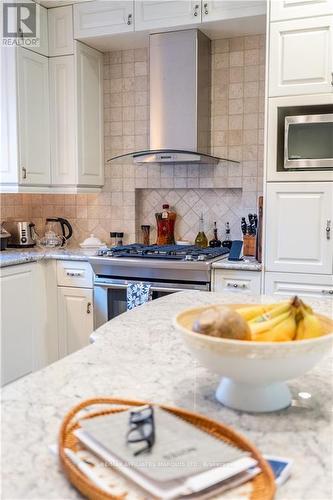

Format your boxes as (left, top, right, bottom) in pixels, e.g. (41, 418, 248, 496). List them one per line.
(243, 235, 256, 257)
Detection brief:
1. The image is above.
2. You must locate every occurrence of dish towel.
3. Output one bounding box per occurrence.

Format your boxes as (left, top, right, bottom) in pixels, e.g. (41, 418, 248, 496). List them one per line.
(127, 282, 153, 311)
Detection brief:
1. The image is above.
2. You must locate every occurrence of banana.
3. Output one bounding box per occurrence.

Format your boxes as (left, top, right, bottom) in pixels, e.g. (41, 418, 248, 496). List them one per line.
(252, 313, 297, 342)
(295, 308, 324, 340)
(249, 310, 291, 336)
(249, 302, 291, 324)
(236, 304, 276, 321)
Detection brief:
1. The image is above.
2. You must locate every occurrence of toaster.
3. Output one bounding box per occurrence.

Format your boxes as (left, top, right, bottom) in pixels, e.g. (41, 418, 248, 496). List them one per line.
(2, 221, 37, 248)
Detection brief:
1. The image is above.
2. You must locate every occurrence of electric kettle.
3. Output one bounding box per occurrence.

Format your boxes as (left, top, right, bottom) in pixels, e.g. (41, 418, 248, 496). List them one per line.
(39, 218, 73, 248)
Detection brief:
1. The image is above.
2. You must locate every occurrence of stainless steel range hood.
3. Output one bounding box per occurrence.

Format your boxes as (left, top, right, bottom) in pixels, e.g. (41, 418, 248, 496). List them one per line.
(108, 29, 238, 165)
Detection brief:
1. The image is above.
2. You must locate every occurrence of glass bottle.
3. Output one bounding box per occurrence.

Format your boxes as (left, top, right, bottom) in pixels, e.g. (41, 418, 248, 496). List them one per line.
(155, 204, 176, 245)
(195, 213, 208, 248)
(116, 232, 124, 246)
(141, 225, 151, 246)
(209, 221, 221, 247)
(222, 222, 232, 249)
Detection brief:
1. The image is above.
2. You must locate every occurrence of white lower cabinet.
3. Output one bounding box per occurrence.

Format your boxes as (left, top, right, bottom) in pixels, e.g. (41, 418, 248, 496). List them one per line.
(265, 183, 333, 275)
(264, 272, 333, 299)
(212, 269, 262, 294)
(57, 287, 94, 358)
(0, 264, 44, 385)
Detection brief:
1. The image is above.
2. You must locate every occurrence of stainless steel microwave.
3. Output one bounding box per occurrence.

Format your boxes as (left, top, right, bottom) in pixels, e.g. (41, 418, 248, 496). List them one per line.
(284, 112, 333, 170)
(277, 105, 333, 171)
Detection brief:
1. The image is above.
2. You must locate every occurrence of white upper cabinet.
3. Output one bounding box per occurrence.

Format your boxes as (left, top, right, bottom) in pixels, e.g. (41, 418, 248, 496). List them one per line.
(74, 1, 134, 38)
(21, 2, 48, 56)
(17, 48, 51, 186)
(265, 183, 333, 275)
(48, 5, 74, 56)
(202, 0, 265, 23)
(75, 42, 104, 187)
(135, 1, 201, 30)
(269, 16, 333, 96)
(270, 0, 333, 22)
(49, 56, 76, 186)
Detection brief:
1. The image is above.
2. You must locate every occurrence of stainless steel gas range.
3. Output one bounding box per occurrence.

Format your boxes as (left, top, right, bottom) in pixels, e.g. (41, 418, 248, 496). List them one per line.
(89, 244, 229, 328)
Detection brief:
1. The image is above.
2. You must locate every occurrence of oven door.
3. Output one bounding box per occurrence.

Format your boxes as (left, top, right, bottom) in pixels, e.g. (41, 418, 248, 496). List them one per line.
(284, 114, 333, 169)
(93, 278, 210, 328)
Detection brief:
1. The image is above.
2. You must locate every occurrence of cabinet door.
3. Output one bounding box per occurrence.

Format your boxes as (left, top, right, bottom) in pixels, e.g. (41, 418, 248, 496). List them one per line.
(58, 287, 94, 358)
(202, 0, 265, 23)
(270, 0, 333, 22)
(135, 1, 201, 30)
(48, 5, 74, 56)
(265, 272, 333, 299)
(269, 17, 333, 96)
(213, 269, 262, 294)
(75, 42, 104, 187)
(74, 1, 134, 38)
(265, 183, 333, 274)
(49, 56, 76, 186)
(0, 264, 36, 385)
(17, 48, 51, 185)
(21, 2, 48, 56)
(0, 47, 19, 186)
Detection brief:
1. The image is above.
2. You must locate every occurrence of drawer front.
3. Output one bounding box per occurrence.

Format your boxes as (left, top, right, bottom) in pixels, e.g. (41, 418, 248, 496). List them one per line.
(56, 260, 93, 288)
(264, 272, 333, 299)
(212, 270, 261, 294)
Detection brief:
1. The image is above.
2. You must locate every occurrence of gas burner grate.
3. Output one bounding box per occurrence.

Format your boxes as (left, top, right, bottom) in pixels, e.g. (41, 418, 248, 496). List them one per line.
(97, 244, 229, 261)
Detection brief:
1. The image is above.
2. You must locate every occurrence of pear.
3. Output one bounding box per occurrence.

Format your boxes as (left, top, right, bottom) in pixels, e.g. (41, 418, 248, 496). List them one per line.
(193, 306, 251, 340)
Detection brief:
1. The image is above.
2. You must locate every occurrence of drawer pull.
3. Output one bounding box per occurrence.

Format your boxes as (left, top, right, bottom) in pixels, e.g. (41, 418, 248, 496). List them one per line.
(204, 2, 208, 14)
(87, 302, 92, 314)
(226, 282, 248, 289)
(127, 13, 132, 25)
(66, 271, 84, 277)
(194, 4, 199, 16)
(321, 290, 333, 295)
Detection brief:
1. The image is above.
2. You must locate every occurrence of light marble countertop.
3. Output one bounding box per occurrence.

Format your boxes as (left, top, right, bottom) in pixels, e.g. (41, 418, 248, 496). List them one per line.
(1, 291, 332, 500)
(0, 247, 261, 271)
(0, 247, 93, 268)
(212, 256, 261, 271)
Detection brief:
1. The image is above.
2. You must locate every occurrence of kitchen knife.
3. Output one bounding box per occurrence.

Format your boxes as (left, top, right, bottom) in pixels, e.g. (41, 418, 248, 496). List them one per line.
(241, 218, 247, 235)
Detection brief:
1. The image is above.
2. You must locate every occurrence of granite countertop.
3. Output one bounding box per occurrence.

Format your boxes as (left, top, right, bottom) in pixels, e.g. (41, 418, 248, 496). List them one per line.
(0, 247, 93, 268)
(1, 291, 332, 500)
(212, 256, 262, 271)
(0, 247, 262, 271)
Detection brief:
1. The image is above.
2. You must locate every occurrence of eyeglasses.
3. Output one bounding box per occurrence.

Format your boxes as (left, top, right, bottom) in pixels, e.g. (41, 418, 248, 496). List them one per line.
(127, 405, 155, 456)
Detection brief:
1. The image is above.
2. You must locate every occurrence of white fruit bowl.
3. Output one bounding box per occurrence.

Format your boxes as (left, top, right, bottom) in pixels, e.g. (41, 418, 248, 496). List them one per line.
(174, 304, 333, 413)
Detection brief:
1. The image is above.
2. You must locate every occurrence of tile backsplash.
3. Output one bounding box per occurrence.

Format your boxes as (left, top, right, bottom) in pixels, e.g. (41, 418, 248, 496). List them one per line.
(0, 34, 265, 245)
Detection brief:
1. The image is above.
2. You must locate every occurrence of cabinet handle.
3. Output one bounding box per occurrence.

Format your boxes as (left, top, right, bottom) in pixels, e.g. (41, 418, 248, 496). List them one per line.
(326, 220, 331, 240)
(194, 4, 199, 16)
(87, 302, 92, 314)
(331, 72, 333, 86)
(322, 290, 333, 295)
(22, 167, 27, 179)
(226, 282, 248, 289)
(127, 13, 132, 25)
(66, 271, 84, 277)
(204, 2, 208, 14)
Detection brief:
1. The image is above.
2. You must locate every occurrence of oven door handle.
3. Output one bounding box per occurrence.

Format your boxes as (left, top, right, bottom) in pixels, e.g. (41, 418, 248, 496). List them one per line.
(94, 282, 208, 292)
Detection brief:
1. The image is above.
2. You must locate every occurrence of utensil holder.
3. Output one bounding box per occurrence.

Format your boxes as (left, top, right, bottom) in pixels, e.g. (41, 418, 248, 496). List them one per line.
(243, 235, 256, 256)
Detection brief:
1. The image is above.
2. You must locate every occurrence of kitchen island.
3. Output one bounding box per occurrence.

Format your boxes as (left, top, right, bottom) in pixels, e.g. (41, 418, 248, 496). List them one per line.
(1, 291, 332, 500)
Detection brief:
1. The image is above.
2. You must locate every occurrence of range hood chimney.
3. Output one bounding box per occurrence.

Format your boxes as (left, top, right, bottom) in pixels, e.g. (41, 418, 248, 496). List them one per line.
(108, 29, 238, 165)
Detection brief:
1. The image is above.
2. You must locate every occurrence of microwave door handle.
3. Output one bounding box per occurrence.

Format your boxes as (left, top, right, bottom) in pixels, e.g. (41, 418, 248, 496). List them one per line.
(284, 119, 290, 167)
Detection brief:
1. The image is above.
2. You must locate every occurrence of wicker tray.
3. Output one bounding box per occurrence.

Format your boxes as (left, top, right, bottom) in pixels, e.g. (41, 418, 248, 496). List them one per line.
(59, 397, 276, 500)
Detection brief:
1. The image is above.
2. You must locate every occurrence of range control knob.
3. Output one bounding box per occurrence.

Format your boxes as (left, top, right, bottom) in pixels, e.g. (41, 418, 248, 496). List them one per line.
(185, 255, 193, 261)
(21, 237, 27, 243)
